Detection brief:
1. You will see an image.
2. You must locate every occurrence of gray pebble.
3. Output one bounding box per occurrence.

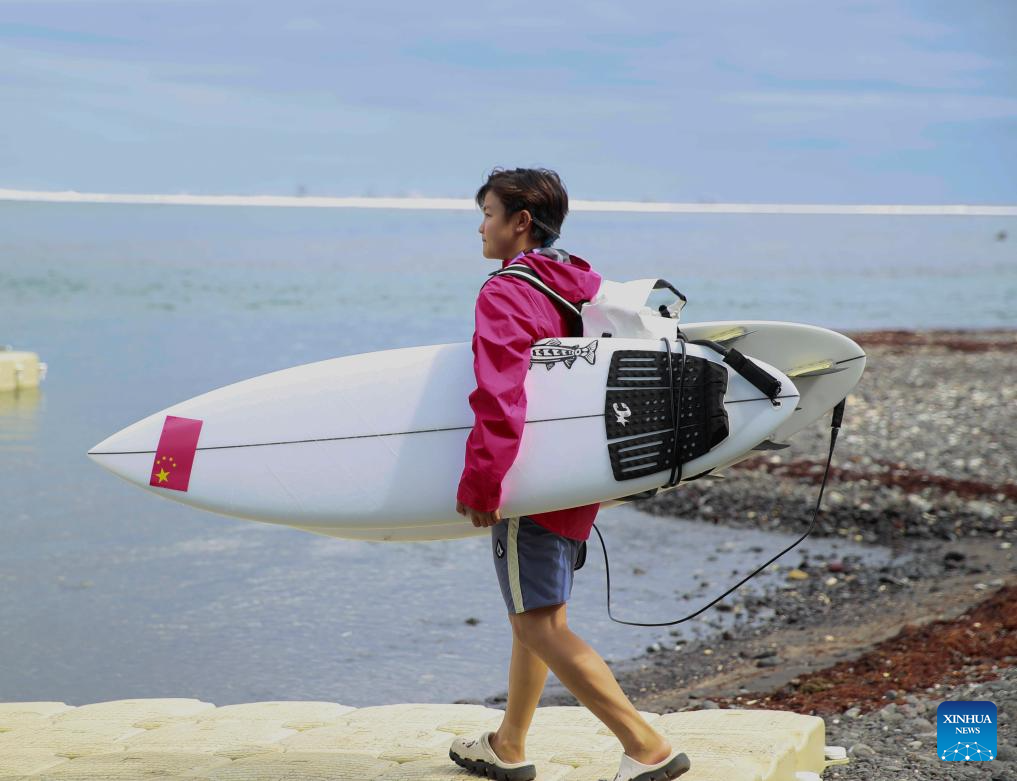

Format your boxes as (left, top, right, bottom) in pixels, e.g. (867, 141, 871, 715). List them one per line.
(996, 743, 1016, 762)
(904, 717, 935, 733)
(849, 742, 876, 758)
(879, 710, 903, 726)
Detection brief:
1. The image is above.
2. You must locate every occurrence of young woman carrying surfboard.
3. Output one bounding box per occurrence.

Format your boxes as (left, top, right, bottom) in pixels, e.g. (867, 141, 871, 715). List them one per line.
(451, 167, 691, 781)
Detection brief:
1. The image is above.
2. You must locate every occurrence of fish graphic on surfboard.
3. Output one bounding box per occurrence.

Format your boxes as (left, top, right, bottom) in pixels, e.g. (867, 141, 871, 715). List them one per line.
(528, 338, 598, 370)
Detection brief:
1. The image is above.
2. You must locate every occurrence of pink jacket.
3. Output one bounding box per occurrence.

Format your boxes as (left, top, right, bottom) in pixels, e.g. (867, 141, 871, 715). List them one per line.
(457, 249, 603, 541)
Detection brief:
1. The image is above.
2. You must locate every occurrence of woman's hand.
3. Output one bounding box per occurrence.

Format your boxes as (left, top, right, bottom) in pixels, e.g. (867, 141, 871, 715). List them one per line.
(456, 500, 502, 528)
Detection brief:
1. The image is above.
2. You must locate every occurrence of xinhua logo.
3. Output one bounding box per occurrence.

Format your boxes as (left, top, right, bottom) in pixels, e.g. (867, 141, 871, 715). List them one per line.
(937, 701, 996, 761)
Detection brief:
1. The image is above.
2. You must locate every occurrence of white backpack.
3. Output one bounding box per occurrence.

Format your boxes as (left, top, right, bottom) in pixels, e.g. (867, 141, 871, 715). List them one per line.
(487, 262, 687, 340)
(486, 261, 783, 405)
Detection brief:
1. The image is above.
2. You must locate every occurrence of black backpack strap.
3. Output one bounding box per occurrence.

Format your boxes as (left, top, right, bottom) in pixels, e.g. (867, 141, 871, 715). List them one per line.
(485, 263, 586, 338)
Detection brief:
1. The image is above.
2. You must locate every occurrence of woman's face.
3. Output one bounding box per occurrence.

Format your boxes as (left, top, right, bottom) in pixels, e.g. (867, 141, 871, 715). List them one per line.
(478, 191, 529, 260)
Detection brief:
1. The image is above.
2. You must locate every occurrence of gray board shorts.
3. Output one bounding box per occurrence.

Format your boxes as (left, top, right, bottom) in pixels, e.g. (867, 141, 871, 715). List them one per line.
(491, 515, 587, 615)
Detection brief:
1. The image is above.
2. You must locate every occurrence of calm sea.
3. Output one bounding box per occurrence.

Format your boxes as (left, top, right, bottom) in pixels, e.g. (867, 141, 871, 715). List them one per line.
(1, 203, 1013, 707)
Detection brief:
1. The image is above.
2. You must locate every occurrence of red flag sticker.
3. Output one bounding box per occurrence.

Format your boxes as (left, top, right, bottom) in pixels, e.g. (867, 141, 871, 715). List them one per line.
(150, 415, 203, 492)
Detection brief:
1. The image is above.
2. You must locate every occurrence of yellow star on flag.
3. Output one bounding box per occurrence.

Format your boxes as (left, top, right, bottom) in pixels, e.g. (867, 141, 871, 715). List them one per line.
(155, 469, 170, 483)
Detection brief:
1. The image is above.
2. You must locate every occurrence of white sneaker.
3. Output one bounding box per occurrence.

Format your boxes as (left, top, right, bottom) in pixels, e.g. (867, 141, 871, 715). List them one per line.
(448, 731, 537, 781)
(611, 748, 691, 781)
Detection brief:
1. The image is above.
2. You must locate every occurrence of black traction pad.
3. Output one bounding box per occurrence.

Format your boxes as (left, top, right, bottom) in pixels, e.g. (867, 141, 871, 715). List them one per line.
(605, 350, 728, 481)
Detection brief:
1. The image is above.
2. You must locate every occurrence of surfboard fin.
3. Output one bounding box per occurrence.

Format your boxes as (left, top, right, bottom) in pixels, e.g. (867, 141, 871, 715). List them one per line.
(786, 359, 847, 378)
(753, 439, 791, 451)
(699, 326, 754, 345)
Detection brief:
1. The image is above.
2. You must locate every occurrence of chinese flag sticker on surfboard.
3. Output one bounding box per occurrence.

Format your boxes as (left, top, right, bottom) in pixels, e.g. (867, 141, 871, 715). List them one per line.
(150, 416, 203, 492)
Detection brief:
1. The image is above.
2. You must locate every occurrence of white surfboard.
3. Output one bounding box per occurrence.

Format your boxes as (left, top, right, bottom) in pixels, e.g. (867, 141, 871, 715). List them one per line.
(88, 333, 802, 541)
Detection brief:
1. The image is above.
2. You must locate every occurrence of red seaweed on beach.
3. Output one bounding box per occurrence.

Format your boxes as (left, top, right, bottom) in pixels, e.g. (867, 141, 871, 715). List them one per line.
(721, 584, 1017, 715)
(733, 457, 1017, 502)
(849, 330, 1017, 353)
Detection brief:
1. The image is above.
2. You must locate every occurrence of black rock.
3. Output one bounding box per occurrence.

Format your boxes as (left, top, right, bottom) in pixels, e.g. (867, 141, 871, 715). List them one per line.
(944, 551, 966, 568)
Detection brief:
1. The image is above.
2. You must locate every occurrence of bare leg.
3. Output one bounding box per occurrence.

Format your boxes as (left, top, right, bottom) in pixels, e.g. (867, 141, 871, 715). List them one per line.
(490, 630, 548, 763)
(515, 603, 672, 764)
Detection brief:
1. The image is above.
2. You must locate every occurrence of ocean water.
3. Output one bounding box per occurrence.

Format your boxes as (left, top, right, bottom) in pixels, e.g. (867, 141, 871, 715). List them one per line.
(1, 202, 1014, 707)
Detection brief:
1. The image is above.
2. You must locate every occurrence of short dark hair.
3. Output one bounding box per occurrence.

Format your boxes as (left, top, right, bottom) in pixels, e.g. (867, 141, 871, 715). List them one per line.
(475, 167, 568, 246)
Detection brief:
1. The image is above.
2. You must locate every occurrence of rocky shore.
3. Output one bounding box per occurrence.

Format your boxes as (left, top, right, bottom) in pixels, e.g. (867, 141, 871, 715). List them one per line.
(483, 329, 1017, 778)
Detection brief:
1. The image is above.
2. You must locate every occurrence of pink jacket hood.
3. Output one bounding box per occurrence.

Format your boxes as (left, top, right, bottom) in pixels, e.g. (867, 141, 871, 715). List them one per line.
(500, 247, 602, 304)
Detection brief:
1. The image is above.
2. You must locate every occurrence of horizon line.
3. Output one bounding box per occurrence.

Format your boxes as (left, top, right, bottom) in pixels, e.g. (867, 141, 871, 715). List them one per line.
(1, 188, 1016, 216)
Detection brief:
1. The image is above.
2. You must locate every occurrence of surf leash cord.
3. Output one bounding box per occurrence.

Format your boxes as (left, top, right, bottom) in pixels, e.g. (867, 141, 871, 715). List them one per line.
(660, 334, 689, 489)
(591, 396, 847, 627)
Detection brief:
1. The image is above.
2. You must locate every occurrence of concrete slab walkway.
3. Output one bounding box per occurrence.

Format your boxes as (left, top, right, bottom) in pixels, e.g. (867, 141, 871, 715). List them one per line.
(0, 700, 845, 780)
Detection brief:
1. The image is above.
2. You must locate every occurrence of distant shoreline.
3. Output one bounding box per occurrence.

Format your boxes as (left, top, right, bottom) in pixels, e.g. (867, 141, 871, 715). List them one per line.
(3, 188, 1017, 216)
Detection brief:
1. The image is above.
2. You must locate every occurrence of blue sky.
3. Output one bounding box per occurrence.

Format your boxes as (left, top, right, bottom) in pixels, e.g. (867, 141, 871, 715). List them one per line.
(1, 0, 1014, 202)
